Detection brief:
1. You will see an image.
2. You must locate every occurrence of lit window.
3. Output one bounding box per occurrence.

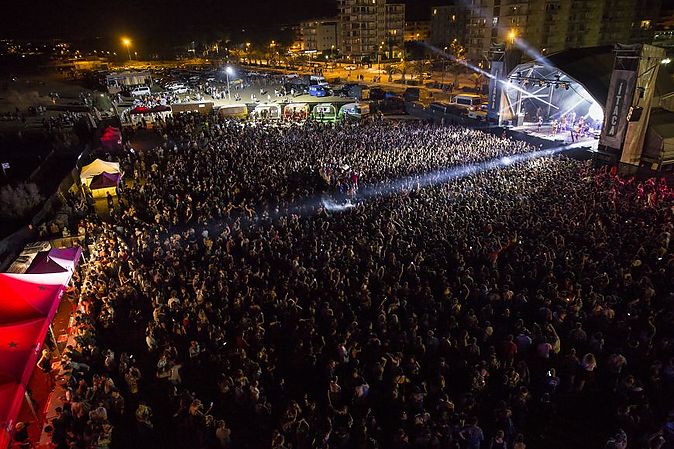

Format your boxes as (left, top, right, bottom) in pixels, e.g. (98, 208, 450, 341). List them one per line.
(452, 15, 456, 21)
(640, 20, 651, 30)
(493, 17, 498, 26)
(433, 9, 437, 15)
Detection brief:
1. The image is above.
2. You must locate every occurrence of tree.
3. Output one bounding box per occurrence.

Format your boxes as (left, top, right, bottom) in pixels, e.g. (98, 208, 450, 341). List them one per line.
(0, 182, 44, 220)
(411, 60, 432, 81)
(471, 73, 485, 91)
(399, 60, 409, 83)
(384, 64, 398, 83)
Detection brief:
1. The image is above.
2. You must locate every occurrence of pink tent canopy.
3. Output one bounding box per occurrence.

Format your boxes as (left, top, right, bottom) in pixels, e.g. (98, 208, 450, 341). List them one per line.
(0, 318, 50, 448)
(0, 272, 71, 324)
(0, 248, 81, 446)
(0, 382, 25, 449)
(0, 318, 49, 386)
(89, 172, 121, 190)
(26, 247, 82, 275)
(100, 126, 122, 151)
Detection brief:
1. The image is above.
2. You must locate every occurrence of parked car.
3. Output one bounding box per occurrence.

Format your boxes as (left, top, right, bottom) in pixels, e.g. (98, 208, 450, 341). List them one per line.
(168, 84, 188, 94)
(131, 86, 151, 96)
(309, 85, 329, 97)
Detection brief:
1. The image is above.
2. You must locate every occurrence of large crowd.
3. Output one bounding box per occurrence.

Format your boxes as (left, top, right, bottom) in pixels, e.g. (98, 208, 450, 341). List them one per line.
(40, 115, 674, 449)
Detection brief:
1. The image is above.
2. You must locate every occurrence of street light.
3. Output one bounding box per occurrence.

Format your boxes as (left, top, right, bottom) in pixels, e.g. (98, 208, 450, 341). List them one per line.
(508, 29, 517, 45)
(378, 45, 383, 81)
(225, 66, 234, 100)
(122, 37, 132, 61)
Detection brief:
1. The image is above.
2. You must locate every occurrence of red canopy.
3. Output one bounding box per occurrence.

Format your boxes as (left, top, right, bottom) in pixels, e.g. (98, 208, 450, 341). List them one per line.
(100, 126, 122, 151)
(0, 318, 48, 386)
(0, 382, 25, 449)
(0, 317, 50, 448)
(129, 105, 171, 114)
(0, 272, 71, 324)
(0, 250, 80, 445)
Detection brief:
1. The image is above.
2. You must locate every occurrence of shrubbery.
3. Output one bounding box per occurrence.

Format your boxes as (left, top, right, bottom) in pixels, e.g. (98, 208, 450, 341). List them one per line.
(0, 182, 44, 220)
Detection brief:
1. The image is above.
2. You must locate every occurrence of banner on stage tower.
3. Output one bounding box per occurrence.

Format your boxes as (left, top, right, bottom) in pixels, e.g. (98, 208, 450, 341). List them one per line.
(487, 60, 504, 121)
(599, 69, 637, 149)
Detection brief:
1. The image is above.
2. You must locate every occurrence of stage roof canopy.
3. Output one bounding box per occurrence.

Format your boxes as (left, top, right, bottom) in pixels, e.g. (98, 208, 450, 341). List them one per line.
(540, 46, 614, 106)
(510, 45, 674, 110)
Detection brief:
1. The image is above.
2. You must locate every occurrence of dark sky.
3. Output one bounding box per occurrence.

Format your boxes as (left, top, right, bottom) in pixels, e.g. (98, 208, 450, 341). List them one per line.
(1, 0, 438, 42)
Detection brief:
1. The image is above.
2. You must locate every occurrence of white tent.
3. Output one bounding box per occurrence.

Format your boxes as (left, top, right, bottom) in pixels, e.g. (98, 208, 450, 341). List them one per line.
(80, 159, 121, 187)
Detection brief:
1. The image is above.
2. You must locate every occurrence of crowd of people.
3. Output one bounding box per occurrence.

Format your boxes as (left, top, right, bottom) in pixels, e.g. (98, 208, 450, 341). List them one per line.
(38, 115, 674, 449)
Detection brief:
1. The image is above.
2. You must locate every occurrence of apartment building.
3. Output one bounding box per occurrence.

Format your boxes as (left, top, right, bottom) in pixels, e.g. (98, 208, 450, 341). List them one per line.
(430, 5, 469, 49)
(405, 21, 431, 43)
(337, 0, 405, 61)
(300, 20, 338, 52)
(431, 0, 660, 64)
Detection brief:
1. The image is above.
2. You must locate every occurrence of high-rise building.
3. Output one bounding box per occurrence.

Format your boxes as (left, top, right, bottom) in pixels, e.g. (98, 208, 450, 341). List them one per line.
(337, 0, 405, 61)
(405, 21, 431, 43)
(300, 20, 338, 52)
(430, 5, 470, 50)
(431, 0, 661, 64)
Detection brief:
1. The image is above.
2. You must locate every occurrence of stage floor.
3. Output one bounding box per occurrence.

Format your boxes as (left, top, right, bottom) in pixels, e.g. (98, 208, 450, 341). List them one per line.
(512, 123, 599, 148)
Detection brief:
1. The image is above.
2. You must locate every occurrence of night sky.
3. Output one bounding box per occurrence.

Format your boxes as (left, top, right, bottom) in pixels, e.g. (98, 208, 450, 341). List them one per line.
(1, 0, 439, 42)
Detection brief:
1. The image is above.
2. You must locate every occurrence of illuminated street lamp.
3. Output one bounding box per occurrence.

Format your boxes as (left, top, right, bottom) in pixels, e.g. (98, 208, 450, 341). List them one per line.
(122, 37, 132, 61)
(508, 29, 517, 45)
(378, 45, 384, 80)
(225, 66, 234, 100)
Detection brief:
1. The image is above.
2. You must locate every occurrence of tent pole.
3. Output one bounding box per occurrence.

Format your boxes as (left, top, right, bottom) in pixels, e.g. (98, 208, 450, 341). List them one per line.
(24, 391, 39, 420)
(49, 325, 61, 357)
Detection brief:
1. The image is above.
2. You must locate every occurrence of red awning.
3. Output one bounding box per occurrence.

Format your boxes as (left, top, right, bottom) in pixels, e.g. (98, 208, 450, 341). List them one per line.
(0, 382, 25, 449)
(0, 272, 70, 325)
(0, 250, 81, 445)
(129, 105, 171, 115)
(0, 318, 49, 386)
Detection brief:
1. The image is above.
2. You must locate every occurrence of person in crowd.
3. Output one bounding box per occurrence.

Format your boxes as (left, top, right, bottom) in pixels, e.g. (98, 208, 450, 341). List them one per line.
(47, 114, 674, 449)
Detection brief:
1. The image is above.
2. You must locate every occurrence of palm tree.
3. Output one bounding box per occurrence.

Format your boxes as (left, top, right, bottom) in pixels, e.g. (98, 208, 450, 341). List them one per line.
(411, 60, 432, 82)
(399, 60, 409, 83)
(471, 73, 485, 91)
(384, 64, 398, 83)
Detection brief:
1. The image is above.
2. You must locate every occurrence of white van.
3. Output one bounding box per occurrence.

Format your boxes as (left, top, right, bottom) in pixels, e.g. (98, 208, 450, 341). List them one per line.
(310, 75, 329, 87)
(131, 86, 151, 96)
(452, 93, 482, 110)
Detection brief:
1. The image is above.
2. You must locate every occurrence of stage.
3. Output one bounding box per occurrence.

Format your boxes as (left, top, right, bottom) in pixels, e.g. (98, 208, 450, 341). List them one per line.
(511, 122, 599, 150)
